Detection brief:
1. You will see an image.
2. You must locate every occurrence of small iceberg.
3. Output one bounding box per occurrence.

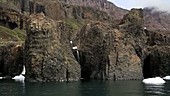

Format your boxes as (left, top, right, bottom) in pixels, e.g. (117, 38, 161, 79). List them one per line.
(163, 76, 170, 80)
(0, 77, 4, 79)
(12, 74, 25, 82)
(142, 77, 165, 85)
(12, 65, 25, 83)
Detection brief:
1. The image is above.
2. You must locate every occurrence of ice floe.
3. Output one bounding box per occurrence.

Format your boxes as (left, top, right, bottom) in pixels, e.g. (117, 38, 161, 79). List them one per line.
(142, 77, 165, 85)
(163, 76, 170, 80)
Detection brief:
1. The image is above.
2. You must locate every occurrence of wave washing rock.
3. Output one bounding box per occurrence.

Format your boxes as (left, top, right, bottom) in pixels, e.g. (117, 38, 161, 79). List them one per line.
(24, 13, 80, 82)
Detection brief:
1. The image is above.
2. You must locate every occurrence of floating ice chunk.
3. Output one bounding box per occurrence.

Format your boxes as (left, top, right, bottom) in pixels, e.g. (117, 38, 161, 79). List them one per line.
(72, 46, 77, 50)
(163, 76, 170, 80)
(142, 77, 165, 85)
(12, 75, 25, 82)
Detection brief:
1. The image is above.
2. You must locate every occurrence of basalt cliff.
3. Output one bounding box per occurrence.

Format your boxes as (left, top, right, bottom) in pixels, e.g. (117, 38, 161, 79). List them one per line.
(0, 0, 170, 82)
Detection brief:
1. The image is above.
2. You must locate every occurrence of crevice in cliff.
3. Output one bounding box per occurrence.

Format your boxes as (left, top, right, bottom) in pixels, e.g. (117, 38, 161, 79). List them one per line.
(0, 52, 4, 76)
(143, 55, 160, 79)
(73, 50, 90, 80)
(0, 19, 18, 29)
(143, 56, 152, 78)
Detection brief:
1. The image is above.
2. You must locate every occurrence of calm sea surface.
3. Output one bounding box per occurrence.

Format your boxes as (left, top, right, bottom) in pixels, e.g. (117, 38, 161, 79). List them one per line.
(0, 80, 170, 96)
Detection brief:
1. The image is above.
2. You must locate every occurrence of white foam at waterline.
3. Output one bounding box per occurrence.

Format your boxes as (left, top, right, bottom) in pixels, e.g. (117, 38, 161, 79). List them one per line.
(142, 77, 165, 85)
(12, 75, 25, 81)
(163, 76, 170, 80)
(12, 65, 26, 83)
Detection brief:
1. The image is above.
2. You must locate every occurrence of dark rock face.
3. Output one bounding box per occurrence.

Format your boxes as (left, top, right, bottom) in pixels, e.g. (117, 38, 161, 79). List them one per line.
(145, 30, 170, 46)
(142, 8, 170, 78)
(0, 6, 26, 29)
(0, 43, 24, 77)
(29, 0, 113, 22)
(25, 13, 80, 82)
(142, 30, 170, 78)
(108, 9, 145, 80)
(77, 22, 110, 80)
(59, 0, 128, 20)
(0, 0, 126, 22)
(76, 9, 145, 80)
(143, 46, 170, 78)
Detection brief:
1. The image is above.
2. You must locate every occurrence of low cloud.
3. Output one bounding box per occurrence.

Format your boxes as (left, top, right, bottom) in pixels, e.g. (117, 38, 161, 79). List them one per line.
(133, 0, 170, 12)
(108, 0, 170, 12)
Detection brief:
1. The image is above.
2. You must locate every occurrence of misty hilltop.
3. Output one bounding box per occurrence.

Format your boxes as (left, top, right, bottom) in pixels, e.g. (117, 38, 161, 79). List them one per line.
(144, 7, 170, 32)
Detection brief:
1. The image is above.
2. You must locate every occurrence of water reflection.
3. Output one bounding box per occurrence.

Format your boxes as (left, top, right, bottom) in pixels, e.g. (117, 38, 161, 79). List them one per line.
(144, 84, 165, 95)
(0, 80, 25, 96)
(106, 80, 144, 96)
(1, 80, 170, 96)
(25, 82, 82, 96)
(80, 80, 108, 96)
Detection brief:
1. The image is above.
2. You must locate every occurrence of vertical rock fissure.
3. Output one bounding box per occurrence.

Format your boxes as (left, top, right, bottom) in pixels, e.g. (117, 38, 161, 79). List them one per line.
(41, 57, 44, 80)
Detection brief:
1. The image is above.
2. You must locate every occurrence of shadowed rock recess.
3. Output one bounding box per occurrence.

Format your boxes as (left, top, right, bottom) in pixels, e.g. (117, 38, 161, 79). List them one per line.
(0, 0, 170, 82)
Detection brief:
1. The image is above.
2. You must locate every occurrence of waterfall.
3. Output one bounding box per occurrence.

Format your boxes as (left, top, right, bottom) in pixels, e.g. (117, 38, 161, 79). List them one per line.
(21, 65, 26, 75)
(70, 41, 80, 64)
(76, 49, 80, 64)
(72, 45, 80, 64)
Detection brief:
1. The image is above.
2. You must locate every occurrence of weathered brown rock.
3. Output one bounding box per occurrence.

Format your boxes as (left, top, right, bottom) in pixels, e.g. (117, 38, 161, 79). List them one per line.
(76, 9, 145, 80)
(143, 46, 170, 78)
(25, 13, 80, 82)
(0, 6, 26, 29)
(59, 0, 128, 20)
(0, 42, 24, 77)
(77, 22, 110, 80)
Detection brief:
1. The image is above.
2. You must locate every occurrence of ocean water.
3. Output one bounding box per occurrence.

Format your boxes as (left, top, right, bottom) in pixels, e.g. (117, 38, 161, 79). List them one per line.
(0, 80, 170, 96)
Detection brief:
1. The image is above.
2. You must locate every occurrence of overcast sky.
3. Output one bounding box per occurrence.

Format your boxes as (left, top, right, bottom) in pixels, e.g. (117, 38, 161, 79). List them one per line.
(108, 0, 170, 12)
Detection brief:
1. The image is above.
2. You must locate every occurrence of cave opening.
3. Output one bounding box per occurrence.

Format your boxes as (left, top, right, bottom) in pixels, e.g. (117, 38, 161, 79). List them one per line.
(8, 22, 18, 29)
(0, 57, 4, 76)
(0, 19, 18, 29)
(143, 55, 160, 79)
(73, 50, 91, 80)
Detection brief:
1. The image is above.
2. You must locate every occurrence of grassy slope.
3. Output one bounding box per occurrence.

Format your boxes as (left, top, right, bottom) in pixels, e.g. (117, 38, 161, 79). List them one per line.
(0, 26, 26, 42)
(64, 19, 84, 31)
